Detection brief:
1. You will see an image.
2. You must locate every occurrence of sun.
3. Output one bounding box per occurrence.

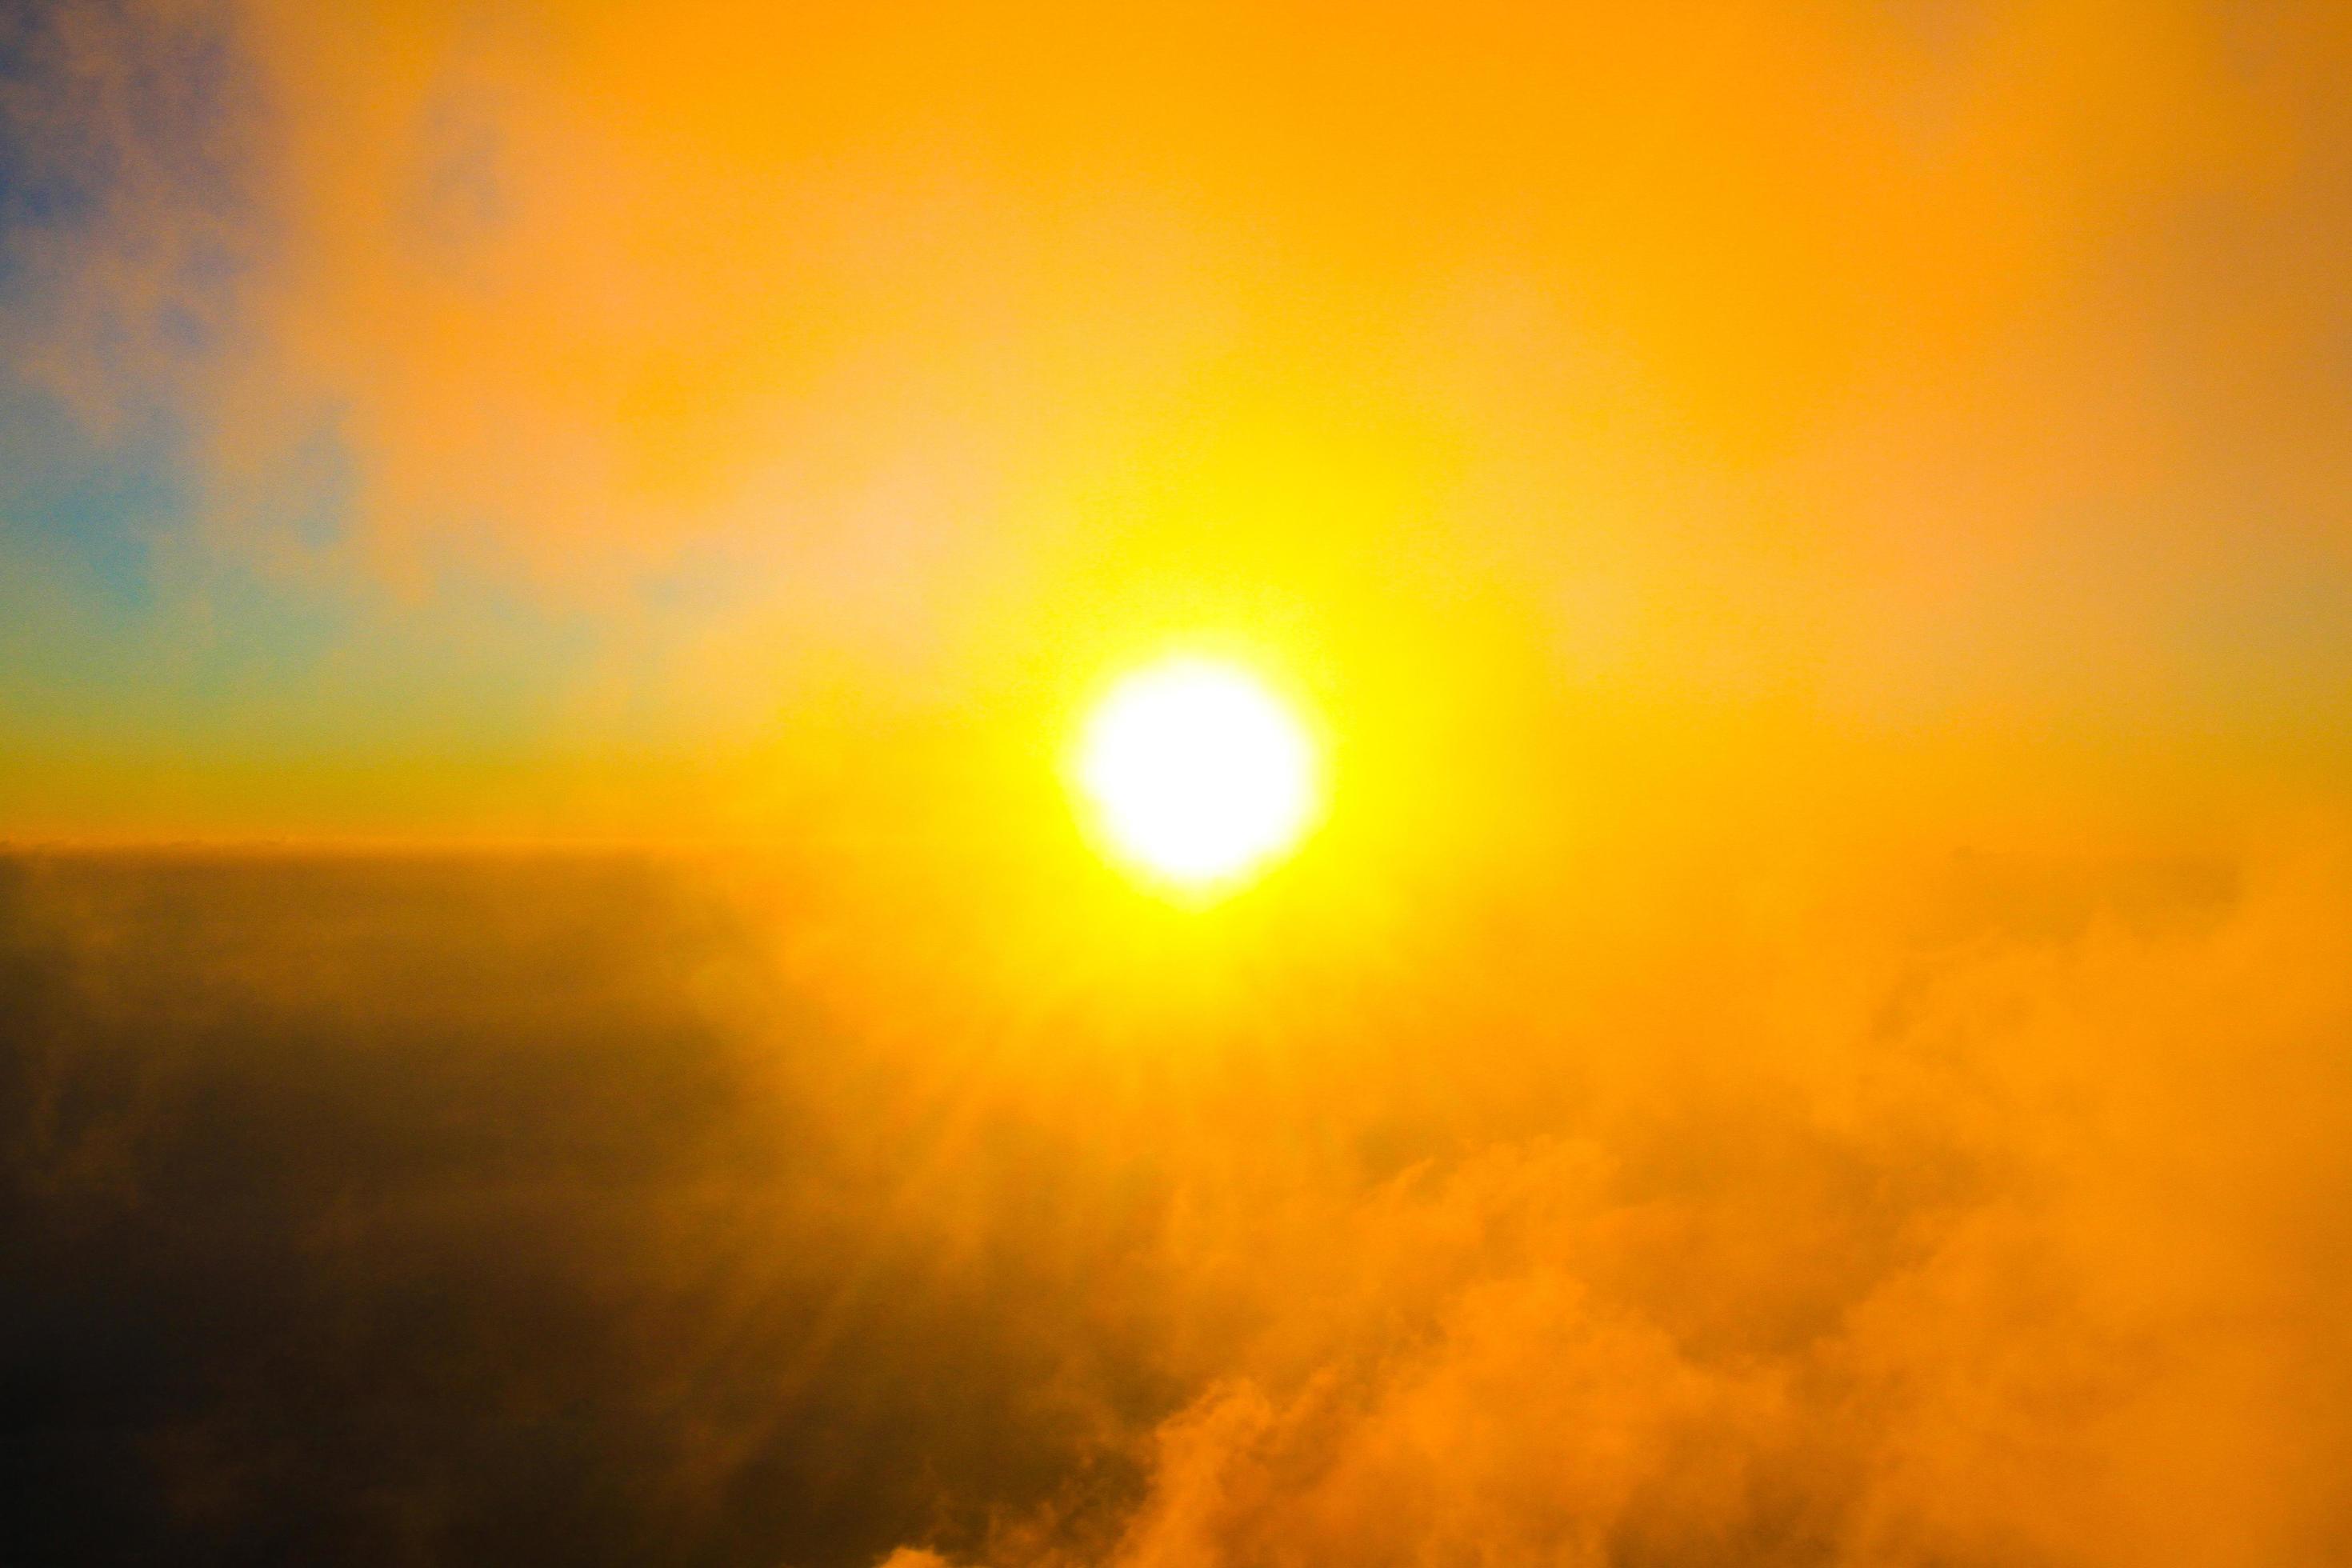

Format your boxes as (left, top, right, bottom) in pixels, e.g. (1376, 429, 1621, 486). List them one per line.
(1074, 656, 1321, 894)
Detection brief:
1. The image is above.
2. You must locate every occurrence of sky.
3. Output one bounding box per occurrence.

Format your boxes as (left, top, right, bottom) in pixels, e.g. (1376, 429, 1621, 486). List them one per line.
(4, 0, 2351, 845)
(6, 5, 2352, 1566)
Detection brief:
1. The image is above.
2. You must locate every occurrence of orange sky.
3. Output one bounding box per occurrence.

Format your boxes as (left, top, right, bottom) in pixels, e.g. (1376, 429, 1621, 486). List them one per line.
(3, 0, 2351, 852)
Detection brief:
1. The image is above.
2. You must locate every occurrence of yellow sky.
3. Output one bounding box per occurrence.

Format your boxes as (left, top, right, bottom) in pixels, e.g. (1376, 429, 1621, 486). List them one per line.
(2, 0, 2350, 850)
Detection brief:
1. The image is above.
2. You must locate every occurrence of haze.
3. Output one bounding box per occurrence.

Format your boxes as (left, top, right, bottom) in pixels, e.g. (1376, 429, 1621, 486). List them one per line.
(5, 3, 2352, 1564)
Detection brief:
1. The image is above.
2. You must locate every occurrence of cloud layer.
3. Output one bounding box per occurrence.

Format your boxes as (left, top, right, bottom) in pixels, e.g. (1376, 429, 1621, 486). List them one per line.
(6, 829, 2350, 1564)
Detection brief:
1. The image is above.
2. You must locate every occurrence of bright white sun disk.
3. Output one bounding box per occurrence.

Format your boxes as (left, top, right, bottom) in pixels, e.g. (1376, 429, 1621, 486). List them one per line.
(1076, 658, 1318, 890)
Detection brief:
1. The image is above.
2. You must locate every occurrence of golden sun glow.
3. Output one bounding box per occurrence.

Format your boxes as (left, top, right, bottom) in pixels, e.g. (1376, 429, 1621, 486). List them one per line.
(1074, 657, 1319, 894)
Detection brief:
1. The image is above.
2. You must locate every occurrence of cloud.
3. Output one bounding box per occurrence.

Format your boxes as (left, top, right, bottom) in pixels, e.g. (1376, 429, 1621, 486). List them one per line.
(6, 829, 2352, 1564)
(865, 836, 2352, 1567)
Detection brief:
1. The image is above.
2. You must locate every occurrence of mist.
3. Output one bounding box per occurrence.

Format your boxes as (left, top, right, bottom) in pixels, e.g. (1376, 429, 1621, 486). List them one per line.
(6, 836, 2348, 1566)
